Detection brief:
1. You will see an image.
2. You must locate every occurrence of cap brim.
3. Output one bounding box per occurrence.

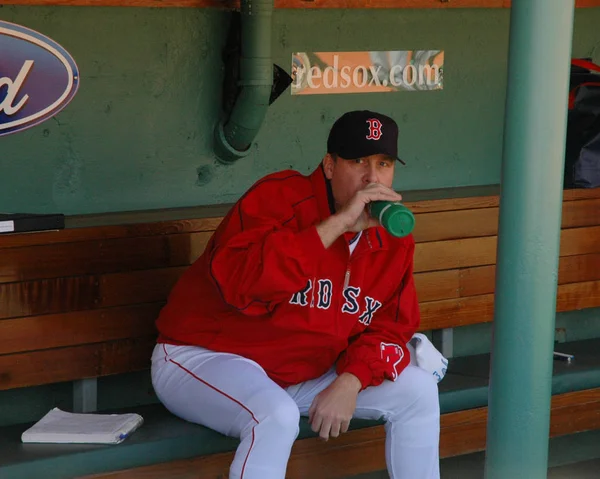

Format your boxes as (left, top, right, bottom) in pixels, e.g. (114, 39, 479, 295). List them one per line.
(396, 157, 406, 165)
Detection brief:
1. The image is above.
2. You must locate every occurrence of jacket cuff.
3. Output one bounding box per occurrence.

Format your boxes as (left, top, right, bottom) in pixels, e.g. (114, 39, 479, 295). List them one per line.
(338, 361, 373, 390)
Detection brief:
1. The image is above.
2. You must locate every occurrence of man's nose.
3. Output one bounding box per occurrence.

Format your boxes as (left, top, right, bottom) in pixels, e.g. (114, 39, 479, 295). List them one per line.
(364, 164, 379, 184)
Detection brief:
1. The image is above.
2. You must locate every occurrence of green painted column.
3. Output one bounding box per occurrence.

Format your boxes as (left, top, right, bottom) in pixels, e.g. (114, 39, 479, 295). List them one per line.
(484, 1, 575, 478)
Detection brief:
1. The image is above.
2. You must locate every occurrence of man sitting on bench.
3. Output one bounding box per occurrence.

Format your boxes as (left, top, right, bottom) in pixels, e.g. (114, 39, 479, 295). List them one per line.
(151, 110, 441, 479)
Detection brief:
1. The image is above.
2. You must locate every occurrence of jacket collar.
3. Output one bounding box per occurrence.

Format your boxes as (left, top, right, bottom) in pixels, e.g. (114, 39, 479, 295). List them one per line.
(308, 164, 389, 254)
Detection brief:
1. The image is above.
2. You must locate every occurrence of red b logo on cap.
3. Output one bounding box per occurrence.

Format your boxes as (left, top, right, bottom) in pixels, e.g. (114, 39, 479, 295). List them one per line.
(366, 118, 383, 140)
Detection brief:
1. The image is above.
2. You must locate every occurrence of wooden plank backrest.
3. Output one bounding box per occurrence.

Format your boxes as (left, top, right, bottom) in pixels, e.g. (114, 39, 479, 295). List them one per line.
(0, 189, 599, 390)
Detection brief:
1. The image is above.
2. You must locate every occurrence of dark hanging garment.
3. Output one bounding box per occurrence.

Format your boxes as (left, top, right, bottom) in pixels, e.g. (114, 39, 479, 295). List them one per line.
(564, 58, 600, 189)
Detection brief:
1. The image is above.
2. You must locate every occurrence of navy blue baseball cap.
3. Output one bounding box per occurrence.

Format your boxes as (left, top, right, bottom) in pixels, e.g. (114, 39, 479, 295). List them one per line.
(327, 110, 405, 165)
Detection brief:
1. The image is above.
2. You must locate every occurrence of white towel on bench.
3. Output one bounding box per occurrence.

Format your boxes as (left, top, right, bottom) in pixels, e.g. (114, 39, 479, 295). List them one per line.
(408, 333, 449, 383)
(21, 407, 144, 445)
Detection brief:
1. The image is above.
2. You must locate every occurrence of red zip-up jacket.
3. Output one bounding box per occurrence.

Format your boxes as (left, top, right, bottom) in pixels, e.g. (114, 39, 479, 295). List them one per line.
(155, 165, 420, 390)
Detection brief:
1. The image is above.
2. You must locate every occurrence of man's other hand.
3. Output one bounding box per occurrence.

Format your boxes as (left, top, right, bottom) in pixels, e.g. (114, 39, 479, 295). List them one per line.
(308, 372, 362, 441)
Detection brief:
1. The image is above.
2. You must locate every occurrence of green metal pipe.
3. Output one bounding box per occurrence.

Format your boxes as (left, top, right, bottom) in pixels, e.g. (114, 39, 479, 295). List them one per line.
(484, 1, 575, 478)
(214, 0, 274, 164)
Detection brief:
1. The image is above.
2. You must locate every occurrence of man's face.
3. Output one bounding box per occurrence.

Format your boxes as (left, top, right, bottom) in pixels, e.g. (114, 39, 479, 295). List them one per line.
(323, 153, 396, 210)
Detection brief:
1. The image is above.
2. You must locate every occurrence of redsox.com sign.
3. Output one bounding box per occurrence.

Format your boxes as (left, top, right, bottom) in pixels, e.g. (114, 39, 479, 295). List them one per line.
(291, 50, 444, 95)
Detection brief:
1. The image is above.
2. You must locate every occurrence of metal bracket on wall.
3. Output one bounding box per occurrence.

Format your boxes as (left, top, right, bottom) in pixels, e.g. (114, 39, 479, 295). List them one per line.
(73, 378, 98, 413)
(432, 328, 454, 358)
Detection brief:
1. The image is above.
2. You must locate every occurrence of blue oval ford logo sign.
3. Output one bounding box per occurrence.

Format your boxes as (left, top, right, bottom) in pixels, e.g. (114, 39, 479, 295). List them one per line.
(0, 21, 79, 137)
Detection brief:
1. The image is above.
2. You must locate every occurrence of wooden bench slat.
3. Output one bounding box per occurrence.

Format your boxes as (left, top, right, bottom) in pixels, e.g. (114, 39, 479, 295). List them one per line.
(413, 198, 600, 243)
(563, 188, 600, 201)
(421, 294, 495, 330)
(556, 280, 600, 312)
(12, 219, 600, 285)
(0, 344, 100, 392)
(561, 225, 600, 257)
(0, 267, 182, 320)
(562, 198, 600, 230)
(1, 189, 598, 250)
(0, 336, 156, 390)
(415, 225, 600, 273)
(417, 252, 600, 301)
(0, 275, 100, 319)
(0, 304, 161, 355)
(415, 236, 498, 273)
(407, 187, 600, 216)
(439, 389, 600, 459)
(459, 253, 600, 298)
(0, 217, 222, 250)
(0, 232, 211, 284)
(98, 336, 157, 377)
(420, 280, 600, 330)
(414, 270, 460, 302)
(414, 208, 500, 243)
(0, 197, 596, 283)
(100, 267, 186, 309)
(0, 231, 494, 282)
(2, 250, 598, 322)
(3, 278, 595, 362)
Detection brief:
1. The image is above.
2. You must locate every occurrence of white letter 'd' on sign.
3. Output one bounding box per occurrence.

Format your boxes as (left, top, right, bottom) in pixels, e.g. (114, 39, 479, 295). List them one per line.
(0, 60, 34, 116)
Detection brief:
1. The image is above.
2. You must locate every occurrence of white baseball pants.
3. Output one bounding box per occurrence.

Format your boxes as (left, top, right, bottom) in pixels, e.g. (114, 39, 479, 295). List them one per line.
(151, 343, 440, 479)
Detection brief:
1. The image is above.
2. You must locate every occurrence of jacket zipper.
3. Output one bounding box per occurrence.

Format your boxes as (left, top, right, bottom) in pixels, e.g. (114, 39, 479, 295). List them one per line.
(366, 230, 373, 250)
(343, 267, 351, 290)
(343, 230, 374, 290)
(343, 230, 375, 291)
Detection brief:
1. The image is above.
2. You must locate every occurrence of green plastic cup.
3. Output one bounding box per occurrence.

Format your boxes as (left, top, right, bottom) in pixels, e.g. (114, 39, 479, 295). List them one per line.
(369, 201, 415, 238)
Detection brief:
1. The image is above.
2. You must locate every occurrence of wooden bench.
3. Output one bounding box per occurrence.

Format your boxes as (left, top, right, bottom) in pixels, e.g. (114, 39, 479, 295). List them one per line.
(1, 186, 599, 479)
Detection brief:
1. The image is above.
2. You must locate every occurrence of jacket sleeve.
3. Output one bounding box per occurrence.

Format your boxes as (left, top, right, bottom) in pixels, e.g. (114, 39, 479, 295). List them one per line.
(335, 240, 420, 389)
(209, 179, 328, 315)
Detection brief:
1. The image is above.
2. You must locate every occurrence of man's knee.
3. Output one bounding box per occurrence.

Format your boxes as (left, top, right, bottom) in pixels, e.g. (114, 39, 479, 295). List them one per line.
(261, 396, 301, 439)
(392, 366, 440, 418)
(416, 370, 440, 416)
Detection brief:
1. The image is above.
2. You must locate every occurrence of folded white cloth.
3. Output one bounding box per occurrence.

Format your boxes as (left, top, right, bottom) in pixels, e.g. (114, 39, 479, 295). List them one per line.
(407, 333, 448, 383)
(21, 408, 144, 444)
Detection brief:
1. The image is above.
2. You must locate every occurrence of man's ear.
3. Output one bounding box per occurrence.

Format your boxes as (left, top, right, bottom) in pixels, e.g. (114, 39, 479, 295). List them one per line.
(322, 153, 335, 180)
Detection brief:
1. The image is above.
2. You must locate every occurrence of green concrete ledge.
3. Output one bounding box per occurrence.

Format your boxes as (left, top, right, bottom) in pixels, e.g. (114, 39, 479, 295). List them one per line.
(2, 338, 600, 479)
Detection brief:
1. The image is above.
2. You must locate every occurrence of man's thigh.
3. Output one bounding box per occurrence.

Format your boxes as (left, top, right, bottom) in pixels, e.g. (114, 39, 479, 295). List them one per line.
(152, 344, 297, 437)
(354, 364, 439, 422)
(286, 367, 338, 415)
